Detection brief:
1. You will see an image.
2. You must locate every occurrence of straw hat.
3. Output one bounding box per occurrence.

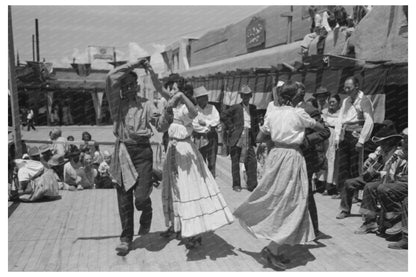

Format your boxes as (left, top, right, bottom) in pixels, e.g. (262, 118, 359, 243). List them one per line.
(239, 85, 252, 94)
(194, 86, 209, 98)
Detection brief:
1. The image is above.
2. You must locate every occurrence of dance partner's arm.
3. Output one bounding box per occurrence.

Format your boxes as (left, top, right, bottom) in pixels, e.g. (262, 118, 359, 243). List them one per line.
(142, 60, 171, 101)
(178, 92, 198, 119)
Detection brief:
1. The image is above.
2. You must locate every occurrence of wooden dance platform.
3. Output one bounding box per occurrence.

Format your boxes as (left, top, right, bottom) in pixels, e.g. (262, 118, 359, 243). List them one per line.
(9, 126, 408, 271)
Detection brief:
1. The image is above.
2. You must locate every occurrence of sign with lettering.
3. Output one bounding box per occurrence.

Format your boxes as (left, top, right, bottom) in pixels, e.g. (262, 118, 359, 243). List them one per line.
(246, 17, 265, 49)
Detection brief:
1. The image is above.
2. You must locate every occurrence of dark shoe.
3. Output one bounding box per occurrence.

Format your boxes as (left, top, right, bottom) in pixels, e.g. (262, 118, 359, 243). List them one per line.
(233, 186, 242, 192)
(385, 232, 402, 242)
(247, 187, 256, 192)
(260, 247, 287, 270)
(386, 222, 402, 236)
(336, 211, 350, 219)
(138, 223, 151, 236)
(115, 241, 131, 255)
(354, 221, 378, 234)
(388, 238, 408, 250)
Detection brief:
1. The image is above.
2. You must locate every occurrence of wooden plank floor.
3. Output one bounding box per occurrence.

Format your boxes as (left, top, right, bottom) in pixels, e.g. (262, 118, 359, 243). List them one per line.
(8, 155, 408, 271)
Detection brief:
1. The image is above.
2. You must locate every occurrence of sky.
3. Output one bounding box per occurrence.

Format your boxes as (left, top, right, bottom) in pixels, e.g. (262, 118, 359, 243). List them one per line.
(10, 5, 267, 72)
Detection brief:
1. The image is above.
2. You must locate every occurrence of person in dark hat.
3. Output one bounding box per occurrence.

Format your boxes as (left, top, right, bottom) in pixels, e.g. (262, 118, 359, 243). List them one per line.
(377, 127, 408, 243)
(312, 86, 330, 112)
(221, 85, 259, 192)
(192, 86, 220, 177)
(300, 102, 330, 238)
(336, 121, 403, 227)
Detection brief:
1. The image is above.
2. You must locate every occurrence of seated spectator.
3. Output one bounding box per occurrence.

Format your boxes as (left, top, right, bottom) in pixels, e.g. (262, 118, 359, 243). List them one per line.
(336, 123, 402, 222)
(13, 157, 60, 202)
(80, 131, 99, 156)
(376, 128, 408, 238)
(96, 150, 115, 189)
(63, 146, 84, 190)
(301, 6, 333, 56)
(353, 127, 405, 234)
(28, 146, 41, 161)
(48, 153, 73, 191)
(39, 144, 53, 169)
(82, 153, 97, 189)
(67, 135, 75, 142)
(50, 128, 68, 156)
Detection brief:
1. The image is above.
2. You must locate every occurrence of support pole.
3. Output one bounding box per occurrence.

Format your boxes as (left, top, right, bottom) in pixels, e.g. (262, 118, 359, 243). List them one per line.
(35, 18, 40, 62)
(8, 6, 23, 158)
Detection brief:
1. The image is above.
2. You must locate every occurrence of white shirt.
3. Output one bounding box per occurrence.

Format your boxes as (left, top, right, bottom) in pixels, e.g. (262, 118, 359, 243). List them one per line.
(264, 101, 279, 123)
(261, 106, 316, 145)
(321, 108, 340, 127)
(242, 103, 251, 128)
(27, 110, 34, 120)
(192, 103, 220, 134)
(335, 90, 374, 144)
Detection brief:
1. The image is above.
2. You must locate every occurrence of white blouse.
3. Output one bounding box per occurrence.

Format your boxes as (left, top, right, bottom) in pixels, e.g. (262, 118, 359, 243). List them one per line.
(168, 103, 195, 139)
(261, 106, 316, 145)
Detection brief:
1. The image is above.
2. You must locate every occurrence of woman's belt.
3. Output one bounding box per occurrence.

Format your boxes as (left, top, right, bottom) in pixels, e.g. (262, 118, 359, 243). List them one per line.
(273, 142, 300, 150)
(343, 121, 364, 132)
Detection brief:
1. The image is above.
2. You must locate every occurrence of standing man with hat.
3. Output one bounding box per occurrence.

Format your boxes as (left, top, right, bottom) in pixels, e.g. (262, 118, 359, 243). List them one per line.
(313, 86, 330, 112)
(221, 85, 259, 192)
(335, 76, 374, 189)
(336, 122, 403, 225)
(105, 59, 171, 255)
(192, 86, 220, 177)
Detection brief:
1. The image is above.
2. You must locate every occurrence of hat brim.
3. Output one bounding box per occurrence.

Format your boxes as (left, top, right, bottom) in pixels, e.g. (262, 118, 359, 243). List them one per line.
(372, 134, 403, 144)
(48, 158, 68, 167)
(195, 93, 209, 98)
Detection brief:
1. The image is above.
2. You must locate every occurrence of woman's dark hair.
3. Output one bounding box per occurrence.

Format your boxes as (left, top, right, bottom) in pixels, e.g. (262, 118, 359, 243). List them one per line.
(67, 135, 74, 141)
(329, 93, 341, 103)
(182, 82, 197, 105)
(334, 5, 348, 27)
(81, 131, 92, 141)
(164, 73, 185, 91)
(278, 80, 298, 106)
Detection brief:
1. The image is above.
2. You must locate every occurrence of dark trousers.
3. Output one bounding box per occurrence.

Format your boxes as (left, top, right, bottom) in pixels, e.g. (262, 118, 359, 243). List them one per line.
(198, 131, 218, 177)
(360, 181, 382, 221)
(378, 181, 408, 220)
(27, 118, 36, 131)
(230, 145, 257, 190)
(308, 173, 319, 235)
(338, 131, 360, 187)
(340, 176, 379, 213)
(116, 143, 153, 243)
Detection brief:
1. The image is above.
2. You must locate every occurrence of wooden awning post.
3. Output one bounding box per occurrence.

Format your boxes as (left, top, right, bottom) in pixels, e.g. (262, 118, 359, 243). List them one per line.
(8, 6, 23, 158)
(281, 6, 294, 44)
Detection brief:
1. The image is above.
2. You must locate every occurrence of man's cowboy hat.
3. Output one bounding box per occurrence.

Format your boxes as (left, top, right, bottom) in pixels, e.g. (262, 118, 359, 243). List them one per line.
(313, 86, 330, 98)
(48, 154, 68, 167)
(28, 146, 41, 157)
(194, 86, 209, 98)
(372, 124, 403, 144)
(238, 85, 252, 95)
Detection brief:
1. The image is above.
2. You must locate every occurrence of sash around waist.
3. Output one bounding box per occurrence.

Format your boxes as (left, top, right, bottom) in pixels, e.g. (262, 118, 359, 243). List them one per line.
(272, 142, 301, 150)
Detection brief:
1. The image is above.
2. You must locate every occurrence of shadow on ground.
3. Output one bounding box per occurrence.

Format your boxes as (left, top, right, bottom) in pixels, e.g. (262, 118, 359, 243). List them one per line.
(238, 240, 327, 271)
(184, 232, 239, 262)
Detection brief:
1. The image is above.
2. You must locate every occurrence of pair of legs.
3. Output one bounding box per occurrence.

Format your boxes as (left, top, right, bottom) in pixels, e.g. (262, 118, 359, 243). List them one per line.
(198, 130, 218, 177)
(116, 144, 153, 246)
(338, 176, 378, 218)
(230, 145, 257, 191)
(27, 118, 36, 131)
(378, 181, 408, 231)
(308, 172, 319, 236)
